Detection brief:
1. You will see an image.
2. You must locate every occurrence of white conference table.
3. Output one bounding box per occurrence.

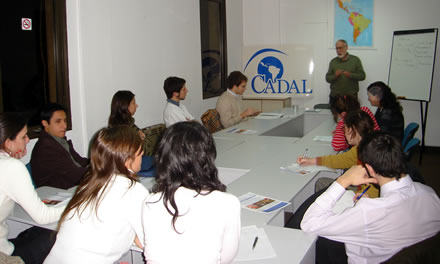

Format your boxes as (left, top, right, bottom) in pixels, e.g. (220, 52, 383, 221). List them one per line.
(7, 108, 338, 264)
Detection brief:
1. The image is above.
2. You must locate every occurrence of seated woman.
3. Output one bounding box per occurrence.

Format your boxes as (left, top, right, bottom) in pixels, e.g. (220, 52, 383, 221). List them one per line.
(44, 126, 149, 263)
(367, 81, 404, 142)
(142, 122, 240, 263)
(108, 90, 154, 174)
(330, 95, 380, 151)
(298, 110, 378, 198)
(108, 90, 144, 138)
(0, 113, 65, 263)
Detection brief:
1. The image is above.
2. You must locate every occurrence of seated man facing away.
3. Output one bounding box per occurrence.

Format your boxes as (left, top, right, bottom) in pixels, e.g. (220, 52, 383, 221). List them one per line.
(163, 76, 194, 127)
(301, 131, 440, 264)
(216, 71, 259, 128)
(31, 103, 89, 189)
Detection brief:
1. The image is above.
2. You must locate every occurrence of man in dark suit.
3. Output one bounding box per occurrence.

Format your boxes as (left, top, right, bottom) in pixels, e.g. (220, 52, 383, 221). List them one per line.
(31, 103, 88, 189)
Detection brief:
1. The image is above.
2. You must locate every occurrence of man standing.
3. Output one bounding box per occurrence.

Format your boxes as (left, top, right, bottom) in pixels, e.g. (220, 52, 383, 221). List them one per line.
(163, 76, 194, 127)
(31, 103, 88, 189)
(301, 132, 440, 263)
(326, 39, 365, 99)
(216, 71, 259, 128)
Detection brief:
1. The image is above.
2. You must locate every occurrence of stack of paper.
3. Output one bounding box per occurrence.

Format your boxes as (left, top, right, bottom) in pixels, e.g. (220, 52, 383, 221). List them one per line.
(227, 128, 258, 135)
(235, 225, 276, 261)
(280, 163, 336, 175)
(313, 135, 333, 142)
(254, 113, 285, 119)
(42, 192, 72, 207)
(217, 167, 250, 185)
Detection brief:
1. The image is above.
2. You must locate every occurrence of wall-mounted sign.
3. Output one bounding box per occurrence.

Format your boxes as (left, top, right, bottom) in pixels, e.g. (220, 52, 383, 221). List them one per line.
(243, 45, 314, 97)
(21, 18, 32, 31)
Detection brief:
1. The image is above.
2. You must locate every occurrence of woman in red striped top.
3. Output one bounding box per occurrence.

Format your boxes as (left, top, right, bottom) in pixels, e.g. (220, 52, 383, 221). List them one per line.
(330, 95, 380, 151)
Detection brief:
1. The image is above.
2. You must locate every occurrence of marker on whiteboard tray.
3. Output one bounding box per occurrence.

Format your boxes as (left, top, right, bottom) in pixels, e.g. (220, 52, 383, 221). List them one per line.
(397, 96, 406, 99)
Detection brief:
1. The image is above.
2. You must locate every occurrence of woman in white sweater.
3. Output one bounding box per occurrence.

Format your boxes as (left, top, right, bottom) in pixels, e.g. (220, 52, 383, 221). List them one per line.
(142, 122, 241, 264)
(0, 113, 65, 263)
(44, 125, 149, 264)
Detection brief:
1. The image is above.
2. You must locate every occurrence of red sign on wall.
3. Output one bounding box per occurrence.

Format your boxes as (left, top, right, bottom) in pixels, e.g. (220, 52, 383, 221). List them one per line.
(22, 18, 32, 31)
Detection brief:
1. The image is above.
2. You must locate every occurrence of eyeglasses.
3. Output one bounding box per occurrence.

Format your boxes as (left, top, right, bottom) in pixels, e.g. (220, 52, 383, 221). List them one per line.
(336, 46, 346, 50)
(363, 164, 372, 178)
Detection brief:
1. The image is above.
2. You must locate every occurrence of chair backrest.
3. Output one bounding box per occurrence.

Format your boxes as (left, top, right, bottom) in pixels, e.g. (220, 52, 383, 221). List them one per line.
(402, 122, 419, 148)
(313, 103, 331, 110)
(382, 232, 440, 263)
(141, 123, 166, 156)
(404, 137, 420, 162)
(201, 109, 224, 134)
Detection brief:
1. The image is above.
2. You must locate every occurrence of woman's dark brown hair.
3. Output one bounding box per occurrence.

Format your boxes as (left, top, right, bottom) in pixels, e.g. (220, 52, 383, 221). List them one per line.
(57, 125, 142, 229)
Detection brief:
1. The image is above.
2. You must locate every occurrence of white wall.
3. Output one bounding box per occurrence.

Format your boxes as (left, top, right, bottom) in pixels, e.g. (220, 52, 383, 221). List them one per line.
(21, 0, 244, 163)
(243, 0, 440, 146)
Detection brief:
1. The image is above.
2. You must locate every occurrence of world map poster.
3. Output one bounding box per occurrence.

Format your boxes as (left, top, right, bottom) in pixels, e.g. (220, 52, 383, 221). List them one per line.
(334, 0, 374, 47)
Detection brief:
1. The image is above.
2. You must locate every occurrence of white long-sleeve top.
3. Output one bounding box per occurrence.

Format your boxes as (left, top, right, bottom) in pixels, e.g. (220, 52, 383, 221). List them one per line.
(0, 152, 64, 255)
(163, 100, 194, 127)
(142, 187, 241, 264)
(44, 175, 148, 264)
(301, 176, 440, 264)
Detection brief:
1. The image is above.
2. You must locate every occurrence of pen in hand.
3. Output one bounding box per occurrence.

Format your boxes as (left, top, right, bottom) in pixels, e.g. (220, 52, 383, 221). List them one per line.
(252, 236, 258, 250)
(354, 185, 371, 206)
(299, 148, 309, 164)
(302, 148, 309, 159)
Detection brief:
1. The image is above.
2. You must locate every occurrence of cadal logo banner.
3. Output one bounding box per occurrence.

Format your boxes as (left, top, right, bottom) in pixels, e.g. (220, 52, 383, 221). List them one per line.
(242, 45, 314, 96)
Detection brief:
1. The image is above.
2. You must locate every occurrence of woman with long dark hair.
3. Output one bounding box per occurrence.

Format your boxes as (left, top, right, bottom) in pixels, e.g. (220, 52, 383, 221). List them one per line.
(330, 94, 380, 151)
(108, 90, 145, 139)
(0, 113, 64, 263)
(44, 126, 148, 263)
(142, 122, 240, 263)
(367, 81, 404, 141)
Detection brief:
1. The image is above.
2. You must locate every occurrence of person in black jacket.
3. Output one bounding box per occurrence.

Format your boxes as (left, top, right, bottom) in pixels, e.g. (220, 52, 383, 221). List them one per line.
(31, 103, 89, 189)
(367, 81, 404, 141)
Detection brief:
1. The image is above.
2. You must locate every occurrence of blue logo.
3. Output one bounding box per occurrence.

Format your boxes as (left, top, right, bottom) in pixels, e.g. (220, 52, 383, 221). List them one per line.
(257, 56, 284, 82)
(244, 48, 311, 95)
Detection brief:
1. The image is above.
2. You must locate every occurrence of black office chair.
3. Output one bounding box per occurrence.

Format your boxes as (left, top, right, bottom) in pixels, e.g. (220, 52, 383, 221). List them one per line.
(382, 232, 440, 263)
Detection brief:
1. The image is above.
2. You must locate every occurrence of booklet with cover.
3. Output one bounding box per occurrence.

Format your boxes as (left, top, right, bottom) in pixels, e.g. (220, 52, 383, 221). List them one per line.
(238, 192, 290, 214)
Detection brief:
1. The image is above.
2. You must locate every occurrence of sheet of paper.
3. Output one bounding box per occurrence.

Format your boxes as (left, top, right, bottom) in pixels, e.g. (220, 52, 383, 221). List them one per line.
(227, 128, 258, 135)
(42, 192, 72, 207)
(217, 167, 250, 185)
(313, 135, 333, 142)
(280, 163, 336, 175)
(235, 225, 277, 261)
(304, 108, 321, 112)
(333, 190, 355, 214)
(238, 192, 290, 214)
(253, 113, 285, 120)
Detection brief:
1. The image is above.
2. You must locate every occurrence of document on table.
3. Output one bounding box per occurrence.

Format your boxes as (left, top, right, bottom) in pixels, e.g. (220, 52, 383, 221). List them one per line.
(304, 108, 321, 112)
(42, 192, 72, 207)
(333, 190, 355, 214)
(235, 225, 276, 261)
(313, 135, 333, 142)
(217, 167, 250, 185)
(253, 113, 285, 119)
(280, 163, 337, 175)
(227, 128, 258, 135)
(238, 192, 290, 214)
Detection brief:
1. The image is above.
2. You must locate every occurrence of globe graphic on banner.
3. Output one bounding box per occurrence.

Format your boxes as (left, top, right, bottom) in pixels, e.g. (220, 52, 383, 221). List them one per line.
(257, 56, 284, 83)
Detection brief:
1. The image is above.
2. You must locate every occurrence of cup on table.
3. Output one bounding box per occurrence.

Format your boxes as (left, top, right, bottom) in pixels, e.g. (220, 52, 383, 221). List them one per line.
(292, 104, 298, 114)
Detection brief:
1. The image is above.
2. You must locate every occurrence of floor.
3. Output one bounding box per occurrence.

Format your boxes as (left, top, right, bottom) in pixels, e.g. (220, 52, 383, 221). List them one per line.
(411, 146, 440, 196)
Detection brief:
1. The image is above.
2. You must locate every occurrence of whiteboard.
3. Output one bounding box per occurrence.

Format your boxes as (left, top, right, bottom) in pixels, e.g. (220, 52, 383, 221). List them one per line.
(388, 28, 438, 102)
